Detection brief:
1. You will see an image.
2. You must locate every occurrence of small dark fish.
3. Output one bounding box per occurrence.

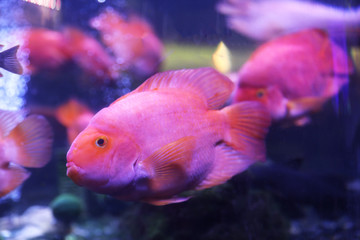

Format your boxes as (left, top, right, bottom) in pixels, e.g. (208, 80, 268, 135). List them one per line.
(0, 45, 23, 76)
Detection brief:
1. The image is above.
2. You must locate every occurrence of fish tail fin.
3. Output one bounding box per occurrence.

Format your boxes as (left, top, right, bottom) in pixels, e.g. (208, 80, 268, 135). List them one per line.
(0, 165, 30, 197)
(0, 45, 23, 75)
(196, 102, 271, 190)
(7, 115, 53, 168)
(223, 101, 271, 162)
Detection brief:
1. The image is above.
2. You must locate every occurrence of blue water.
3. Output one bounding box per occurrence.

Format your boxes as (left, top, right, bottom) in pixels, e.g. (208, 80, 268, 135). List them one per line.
(0, 0, 359, 240)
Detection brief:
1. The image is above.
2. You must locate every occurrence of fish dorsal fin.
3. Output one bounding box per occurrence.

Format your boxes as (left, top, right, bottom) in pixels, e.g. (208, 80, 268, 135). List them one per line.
(196, 143, 254, 190)
(141, 136, 196, 192)
(0, 45, 23, 75)
(134, 68, 234, 109)
(7, 115, 53, 168)
(0, 109, 25, 137)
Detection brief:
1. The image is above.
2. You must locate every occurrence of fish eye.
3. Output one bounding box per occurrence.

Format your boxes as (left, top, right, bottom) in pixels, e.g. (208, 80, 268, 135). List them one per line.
(256, 90, 265, 98)
(95, 136, 108, 148)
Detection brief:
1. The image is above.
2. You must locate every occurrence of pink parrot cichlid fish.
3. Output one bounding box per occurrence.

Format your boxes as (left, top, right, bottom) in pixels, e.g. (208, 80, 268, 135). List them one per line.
(0, 110, 53, 197)
(232, 28, 354, 125)
(66, 67, 271, 205)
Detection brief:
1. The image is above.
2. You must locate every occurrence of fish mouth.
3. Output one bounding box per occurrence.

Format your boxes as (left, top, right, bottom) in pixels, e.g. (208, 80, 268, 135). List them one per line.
(66, 162, 84, 186)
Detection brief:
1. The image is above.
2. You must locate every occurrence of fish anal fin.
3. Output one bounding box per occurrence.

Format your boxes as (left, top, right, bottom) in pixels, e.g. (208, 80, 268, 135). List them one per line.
(7, 115, 53, 168)
(143, 196, 191, 206)
(0, 45, 23, 75)
(142, 136, 196, 192)
(287, 96, 329, 117)
(294, 116, 311, 126)
(196, 143, 253, 190)
(134, 68, 234, 109)
(0, 165, 30, 197)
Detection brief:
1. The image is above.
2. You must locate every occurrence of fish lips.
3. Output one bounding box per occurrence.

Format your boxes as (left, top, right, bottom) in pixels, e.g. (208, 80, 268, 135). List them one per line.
(66, 161, 85, 186)
(66, 161, 110, 189)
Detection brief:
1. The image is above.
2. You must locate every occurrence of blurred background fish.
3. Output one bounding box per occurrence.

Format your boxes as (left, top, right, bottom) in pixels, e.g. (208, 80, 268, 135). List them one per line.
(89, 7, 164, 79)
(217, 0, 360, 41)
(62, 27, 118, 81)
(54, 99, 94, 144)
(231, 29, 354, 125)
(0, 45, 23, 77)
(20, 28, 71, 74)
(20, 27, 117, 81)
(0, 110, 53, 197)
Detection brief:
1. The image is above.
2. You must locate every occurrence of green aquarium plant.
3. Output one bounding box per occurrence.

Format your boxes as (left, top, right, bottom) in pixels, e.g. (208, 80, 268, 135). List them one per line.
(50, 193, 83, 224)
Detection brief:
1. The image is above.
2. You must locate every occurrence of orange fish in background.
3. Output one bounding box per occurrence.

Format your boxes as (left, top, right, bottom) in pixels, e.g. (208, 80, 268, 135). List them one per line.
(0, 110, 53, 197)
(66, 67, 271, 206)
(232, 28, 354, 125)
(0, 45, 23, 77)
(90, 7, 164, 77)
(55, 99, 94, 144)
(62, 27, 118, 80)
(21, 28, 71, 74)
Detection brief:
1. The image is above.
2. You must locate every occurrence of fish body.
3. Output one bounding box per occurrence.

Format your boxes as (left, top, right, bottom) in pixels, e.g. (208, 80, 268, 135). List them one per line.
(0, 45, 23, 76)
(62, 27, 117, 80)
(21, 28, 71, 73)
(217, 0, 360, 41)
(21, 28, 116, 80)
(232, 29, 353, 124)
(0, 110, 53, 197)
(90, 8, 164, 77)
(66, 68, 270, 205)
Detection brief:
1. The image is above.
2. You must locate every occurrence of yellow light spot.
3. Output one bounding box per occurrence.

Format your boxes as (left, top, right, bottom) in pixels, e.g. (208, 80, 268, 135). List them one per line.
(212, 41, 232, 74)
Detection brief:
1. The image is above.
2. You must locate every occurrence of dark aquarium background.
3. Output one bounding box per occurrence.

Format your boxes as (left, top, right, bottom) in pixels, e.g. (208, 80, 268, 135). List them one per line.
(0, 0, 360, 239)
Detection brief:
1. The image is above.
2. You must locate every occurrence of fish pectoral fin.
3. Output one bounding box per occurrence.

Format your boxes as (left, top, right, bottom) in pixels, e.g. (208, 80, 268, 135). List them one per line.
(0, 164, 30, 197)
(0, 45, 23, 75)
(143, 196, 191, 206)
(287, 96, 329, 117)
(142, 136, 196, 192)
(196, 143, 253, 190)
(7, 115, 53, 168)
(0, 110, 25, 137)
(133, 68, 234, 109)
